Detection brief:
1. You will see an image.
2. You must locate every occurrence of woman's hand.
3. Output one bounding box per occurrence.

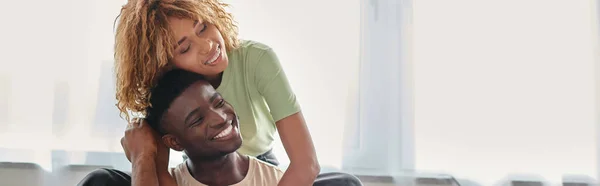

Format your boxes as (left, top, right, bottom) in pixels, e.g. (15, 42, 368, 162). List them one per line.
(121, 119, 159, 162)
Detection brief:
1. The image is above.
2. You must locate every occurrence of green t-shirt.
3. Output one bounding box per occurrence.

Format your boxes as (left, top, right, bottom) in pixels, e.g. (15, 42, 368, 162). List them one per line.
(217, 40, 301, 156)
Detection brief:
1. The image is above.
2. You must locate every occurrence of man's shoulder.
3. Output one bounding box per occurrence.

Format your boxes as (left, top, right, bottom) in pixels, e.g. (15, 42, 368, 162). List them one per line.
(248, 156, 284, 181)
(250, 156, 284, 174)
(169, 162, 196, 186)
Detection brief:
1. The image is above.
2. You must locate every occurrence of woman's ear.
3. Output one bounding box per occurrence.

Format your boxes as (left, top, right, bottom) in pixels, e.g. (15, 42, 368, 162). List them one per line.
(162, 134, 184, 151)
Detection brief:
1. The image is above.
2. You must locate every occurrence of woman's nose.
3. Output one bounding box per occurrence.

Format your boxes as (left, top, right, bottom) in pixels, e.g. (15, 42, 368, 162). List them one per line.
(196, 38, 214, 55)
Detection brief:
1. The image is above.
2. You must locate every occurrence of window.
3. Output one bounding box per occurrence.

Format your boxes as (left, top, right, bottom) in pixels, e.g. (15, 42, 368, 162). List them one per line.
(341, 0, 414, 176)
(226, 0, 363, 171)
(0, 0, 128, 171)
(413, 0, 598, 184)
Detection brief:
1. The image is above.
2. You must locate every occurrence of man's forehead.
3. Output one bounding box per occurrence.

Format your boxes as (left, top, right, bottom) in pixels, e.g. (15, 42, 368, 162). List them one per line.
(162, 89, 206, 128)
(170, 81, 214, 113)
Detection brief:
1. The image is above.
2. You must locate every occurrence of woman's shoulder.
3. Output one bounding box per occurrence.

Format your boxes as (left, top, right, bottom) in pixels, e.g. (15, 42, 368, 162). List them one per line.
(231, 40, 279, 70)
(235, 40, 274, 54)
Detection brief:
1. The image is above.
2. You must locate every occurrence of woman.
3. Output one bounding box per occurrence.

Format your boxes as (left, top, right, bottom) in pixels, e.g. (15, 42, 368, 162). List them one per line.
(105, 0, 360, 185)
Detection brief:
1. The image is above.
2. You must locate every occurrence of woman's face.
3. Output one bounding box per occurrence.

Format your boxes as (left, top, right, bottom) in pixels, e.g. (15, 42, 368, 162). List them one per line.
(169, 17, 229, 78)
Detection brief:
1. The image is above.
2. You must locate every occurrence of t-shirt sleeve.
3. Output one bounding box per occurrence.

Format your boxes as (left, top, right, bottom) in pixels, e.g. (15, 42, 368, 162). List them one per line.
(168, 167, 179, 184)
(254, 48, 301, 122)
(251, 157, 285, 184)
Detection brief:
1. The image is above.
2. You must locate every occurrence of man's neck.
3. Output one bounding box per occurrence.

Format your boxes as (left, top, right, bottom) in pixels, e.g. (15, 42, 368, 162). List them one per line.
(186, 152, 250, 186)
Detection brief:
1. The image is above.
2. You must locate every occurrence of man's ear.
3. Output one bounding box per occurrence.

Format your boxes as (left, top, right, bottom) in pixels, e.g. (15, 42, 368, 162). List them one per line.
(162, 134, 184, 151)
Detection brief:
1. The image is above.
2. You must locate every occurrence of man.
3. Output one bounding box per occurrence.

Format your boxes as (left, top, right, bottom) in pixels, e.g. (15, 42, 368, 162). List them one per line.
(79, 69, 283, 186)
(78, 69, 363, 186)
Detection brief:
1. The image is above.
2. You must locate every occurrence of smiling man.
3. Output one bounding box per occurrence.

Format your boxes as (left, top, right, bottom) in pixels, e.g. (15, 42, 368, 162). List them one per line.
(79, 69, 283, 186)
(150, 71, 284, 186)
(148, 69, 284, 186)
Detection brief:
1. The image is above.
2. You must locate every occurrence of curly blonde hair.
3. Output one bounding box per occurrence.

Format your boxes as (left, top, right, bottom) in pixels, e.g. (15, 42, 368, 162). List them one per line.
(114, 0, 239, 121)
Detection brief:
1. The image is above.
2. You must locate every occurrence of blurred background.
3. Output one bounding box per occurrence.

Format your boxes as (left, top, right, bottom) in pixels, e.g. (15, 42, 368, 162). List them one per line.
(0, 0, 599, 185)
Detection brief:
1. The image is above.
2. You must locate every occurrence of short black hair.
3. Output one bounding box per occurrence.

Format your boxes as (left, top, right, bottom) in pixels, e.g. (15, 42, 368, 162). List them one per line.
(145, 69, 205, 135)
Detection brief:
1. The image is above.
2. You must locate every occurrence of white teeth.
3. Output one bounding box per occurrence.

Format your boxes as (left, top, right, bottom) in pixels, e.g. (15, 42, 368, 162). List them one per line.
(205, 46, 220, 65)
(214, 125, 232, 139)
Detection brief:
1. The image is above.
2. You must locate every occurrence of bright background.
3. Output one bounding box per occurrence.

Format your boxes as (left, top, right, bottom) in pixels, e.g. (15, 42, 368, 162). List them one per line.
(0, 0, 598, 185)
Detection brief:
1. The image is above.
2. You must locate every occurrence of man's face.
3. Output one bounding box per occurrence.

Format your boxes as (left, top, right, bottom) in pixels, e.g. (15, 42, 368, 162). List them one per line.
(161, 80, 242, 159)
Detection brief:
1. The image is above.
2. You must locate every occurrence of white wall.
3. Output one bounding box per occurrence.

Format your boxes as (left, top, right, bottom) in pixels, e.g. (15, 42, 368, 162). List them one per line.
(413, 0, 598, 185)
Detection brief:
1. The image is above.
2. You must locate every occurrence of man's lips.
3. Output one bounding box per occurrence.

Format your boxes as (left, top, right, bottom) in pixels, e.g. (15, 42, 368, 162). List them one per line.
(209, 118, 238, 141)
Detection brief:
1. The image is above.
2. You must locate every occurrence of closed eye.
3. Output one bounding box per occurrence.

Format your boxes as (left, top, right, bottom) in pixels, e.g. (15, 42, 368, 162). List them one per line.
(181, 44, 191, 54)
(190, 117, 203, 127)
(197, 23, 207, 34)
(180, 23, 207, 54)
(216, 99, 225, 108)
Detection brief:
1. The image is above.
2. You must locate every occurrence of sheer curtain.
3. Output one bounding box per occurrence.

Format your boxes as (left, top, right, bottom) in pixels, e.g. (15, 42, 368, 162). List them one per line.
(413, 0, 598, 185)
(341, 0, 414, 176)
(0, 0, 129, 171)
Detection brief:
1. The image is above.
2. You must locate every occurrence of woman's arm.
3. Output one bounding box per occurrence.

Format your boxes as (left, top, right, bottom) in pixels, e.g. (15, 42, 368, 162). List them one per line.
(252, 45, 320, 185)
(156, 142, 178, 186)
(131, 156, 160, 186)
(276, 112, 320, 186)
(121, 120, 161, 186)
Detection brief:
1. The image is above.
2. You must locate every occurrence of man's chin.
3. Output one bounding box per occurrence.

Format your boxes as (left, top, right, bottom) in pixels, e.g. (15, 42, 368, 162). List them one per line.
(206, 139, 242, 157)
(218, 139, 242, 154)
(190, 150, 236, 161)
(187, 138, 242, 161)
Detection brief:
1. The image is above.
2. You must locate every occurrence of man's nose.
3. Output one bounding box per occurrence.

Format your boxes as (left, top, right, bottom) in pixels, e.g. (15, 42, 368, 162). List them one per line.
(207, 110, 227, 129)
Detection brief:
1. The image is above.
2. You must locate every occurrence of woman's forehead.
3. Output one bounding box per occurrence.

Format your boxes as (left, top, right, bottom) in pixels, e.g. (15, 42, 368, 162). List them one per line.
(167, 15, 207, 26)
(168, 17, 195, 32)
